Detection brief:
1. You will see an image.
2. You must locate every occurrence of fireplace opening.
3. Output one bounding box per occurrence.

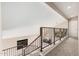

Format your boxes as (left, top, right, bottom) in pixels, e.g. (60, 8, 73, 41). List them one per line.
(17, 39, 28, 50)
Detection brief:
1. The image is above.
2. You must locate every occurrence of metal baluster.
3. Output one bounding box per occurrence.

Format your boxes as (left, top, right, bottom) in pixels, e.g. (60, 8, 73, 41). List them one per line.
(12, 48, 14, 56)
(36, 39, 37, 48)
(34, 41, 35, 49)
(10, 49, 12, 56)
(11, 49, 13, 56)
(14, 48, 15, 56)
(35, 39, 36, 49)
(4, 50, 5, 56)
(37, 38, 38, 47)
(53, 28, 55, 45)
(22, 46, 25, 56)
(52, 28, 53, 43)
(60, 28, 61, 41)
(15, 48, 16, 56)
(13, 48, 15, 56)
(22, 47, 23, 56)
(27, 47, 28, 55)
(7, 49, 8, 56)
(9, 48, 10, 56)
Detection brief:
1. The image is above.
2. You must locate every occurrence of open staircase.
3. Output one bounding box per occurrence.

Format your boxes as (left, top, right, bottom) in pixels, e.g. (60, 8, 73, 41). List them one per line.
(1, 27, 68, 56)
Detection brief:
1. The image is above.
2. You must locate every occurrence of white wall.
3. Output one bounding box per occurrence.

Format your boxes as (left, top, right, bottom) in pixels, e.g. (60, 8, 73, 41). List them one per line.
(77, 3, 79, 55)
(1, 2, 68, 50)
(69, 17, 78, 38)
(0, 3, 1, 39)
(78, 13, 79, 55)
(2, 2, 68, 39)
(55, 20, 68, 28)
(0, 3, 3, 51)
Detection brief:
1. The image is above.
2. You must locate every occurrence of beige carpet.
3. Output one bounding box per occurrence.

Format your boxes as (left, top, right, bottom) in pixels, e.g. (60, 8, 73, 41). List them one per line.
(46, 37, 78, 56)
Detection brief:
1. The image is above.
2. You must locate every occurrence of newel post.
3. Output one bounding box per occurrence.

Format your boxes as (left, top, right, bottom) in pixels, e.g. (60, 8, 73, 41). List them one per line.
(40, 27, 43, 52)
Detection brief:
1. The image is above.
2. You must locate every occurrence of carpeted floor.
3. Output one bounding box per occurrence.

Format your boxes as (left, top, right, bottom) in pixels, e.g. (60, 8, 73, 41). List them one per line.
(46, 37, 78, 56)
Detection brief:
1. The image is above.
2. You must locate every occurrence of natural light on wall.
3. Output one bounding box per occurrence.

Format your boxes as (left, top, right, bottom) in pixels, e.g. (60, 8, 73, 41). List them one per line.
(2, 2, 68, 39)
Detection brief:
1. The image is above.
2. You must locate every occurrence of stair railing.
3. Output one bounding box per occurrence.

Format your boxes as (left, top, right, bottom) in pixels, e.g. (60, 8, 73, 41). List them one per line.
(40, 27, 68, 51)
(2, 35, 41, 56)
(2, 27, 68, 56)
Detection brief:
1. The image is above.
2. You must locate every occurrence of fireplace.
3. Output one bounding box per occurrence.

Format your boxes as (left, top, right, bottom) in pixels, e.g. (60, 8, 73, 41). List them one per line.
(17, 39, 28, 50)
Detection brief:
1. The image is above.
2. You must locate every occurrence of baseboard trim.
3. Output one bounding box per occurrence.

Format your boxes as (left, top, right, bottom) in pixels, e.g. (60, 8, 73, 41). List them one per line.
(69, 36, 78, 40)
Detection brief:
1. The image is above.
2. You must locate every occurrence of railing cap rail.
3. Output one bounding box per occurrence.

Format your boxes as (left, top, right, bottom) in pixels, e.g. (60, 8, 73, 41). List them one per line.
(40, 27, 68, 29)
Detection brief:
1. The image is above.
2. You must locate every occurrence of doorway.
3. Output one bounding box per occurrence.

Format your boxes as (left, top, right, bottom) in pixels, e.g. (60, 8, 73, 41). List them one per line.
(69, 16, 78, 39)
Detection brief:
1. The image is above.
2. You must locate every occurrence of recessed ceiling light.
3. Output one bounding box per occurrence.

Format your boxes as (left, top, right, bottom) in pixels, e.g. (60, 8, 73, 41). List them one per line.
(67, 6, 71, 9)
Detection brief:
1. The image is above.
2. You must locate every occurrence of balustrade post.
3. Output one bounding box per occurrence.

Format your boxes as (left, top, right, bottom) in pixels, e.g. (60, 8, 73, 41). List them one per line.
(53, 28, 55, 45)
(40, 27, 43, 52)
